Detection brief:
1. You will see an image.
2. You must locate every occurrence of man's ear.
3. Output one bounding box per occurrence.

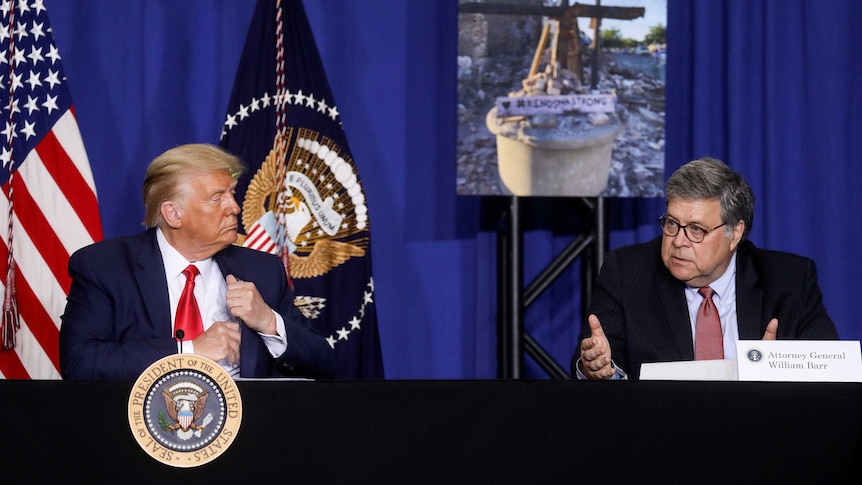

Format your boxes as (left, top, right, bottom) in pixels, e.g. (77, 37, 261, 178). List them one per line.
(161, 201, 182, 229)
(729, 220, 745, 250)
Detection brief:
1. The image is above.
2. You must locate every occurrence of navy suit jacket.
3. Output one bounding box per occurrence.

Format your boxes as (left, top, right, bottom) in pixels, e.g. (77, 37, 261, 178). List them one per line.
(574, 237, 838, 379)
(59, 229, 336, 380)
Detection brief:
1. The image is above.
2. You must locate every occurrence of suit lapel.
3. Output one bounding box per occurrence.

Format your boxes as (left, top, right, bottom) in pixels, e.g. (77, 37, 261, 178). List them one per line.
(657, 270, 695, 360)
(214, 247, 261, 377)
(134, 230, 172, 338)
(735, 242, 763, 339)
(213, 248, 234, 278)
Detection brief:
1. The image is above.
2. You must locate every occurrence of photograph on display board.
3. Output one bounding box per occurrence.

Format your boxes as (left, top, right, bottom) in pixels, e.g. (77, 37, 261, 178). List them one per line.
(457, 0, 667, 197)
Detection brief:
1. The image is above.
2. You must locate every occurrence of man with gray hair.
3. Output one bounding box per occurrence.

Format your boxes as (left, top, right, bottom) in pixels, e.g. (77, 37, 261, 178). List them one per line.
(574, 157, 838, 380)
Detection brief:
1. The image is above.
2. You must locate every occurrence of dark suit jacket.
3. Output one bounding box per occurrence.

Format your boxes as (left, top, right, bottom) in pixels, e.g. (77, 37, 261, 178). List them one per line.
(59, 228, 336, 380)
(574, 237, 838, 379)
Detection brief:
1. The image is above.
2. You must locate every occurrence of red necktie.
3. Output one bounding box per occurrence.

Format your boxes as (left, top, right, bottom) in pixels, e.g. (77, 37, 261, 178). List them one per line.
(695, 287, 723, 360)
(175, 265, 204, 340)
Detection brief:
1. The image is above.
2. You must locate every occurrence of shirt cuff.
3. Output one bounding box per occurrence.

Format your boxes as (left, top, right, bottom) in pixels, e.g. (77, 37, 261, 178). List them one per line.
(575, 358, 628, 380)
(259, 310, 287, 357)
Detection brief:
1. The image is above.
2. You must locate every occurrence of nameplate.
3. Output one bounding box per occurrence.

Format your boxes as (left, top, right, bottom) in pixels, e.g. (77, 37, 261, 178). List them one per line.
(640, 359, 736, 381)
(495, 94, 616, 117)
(736, 340, 862, 382)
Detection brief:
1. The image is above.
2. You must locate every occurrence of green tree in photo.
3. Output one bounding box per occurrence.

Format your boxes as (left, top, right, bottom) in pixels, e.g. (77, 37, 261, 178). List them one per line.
(645, 24, 667, 46)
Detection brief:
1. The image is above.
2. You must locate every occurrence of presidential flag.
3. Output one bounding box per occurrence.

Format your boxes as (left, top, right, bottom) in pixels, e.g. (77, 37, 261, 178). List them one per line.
(0, 1, 103, 379)
(220, 0, 383, 379)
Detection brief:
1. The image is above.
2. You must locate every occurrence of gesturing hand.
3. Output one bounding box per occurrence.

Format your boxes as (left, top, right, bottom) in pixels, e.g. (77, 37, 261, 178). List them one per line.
(762, 318, 778, 340)
(579, 314, 616, 379)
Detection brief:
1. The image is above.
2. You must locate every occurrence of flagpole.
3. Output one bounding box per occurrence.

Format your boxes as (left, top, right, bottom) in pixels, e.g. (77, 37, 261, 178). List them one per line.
(1, 6, 19, 351)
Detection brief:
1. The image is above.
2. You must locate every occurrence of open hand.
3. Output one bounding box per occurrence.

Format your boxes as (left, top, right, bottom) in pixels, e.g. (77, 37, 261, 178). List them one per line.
(579, 314, 616, 379)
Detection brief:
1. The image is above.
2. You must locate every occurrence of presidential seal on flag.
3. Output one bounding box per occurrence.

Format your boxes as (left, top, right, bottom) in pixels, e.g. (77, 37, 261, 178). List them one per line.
(238, 130, 369, 303)
(127, 355, 242, 468)
(220, 0, 383, 379)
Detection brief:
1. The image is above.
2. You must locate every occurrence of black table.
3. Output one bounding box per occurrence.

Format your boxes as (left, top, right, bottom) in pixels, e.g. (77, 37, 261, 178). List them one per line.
(2, 379, 860, 483)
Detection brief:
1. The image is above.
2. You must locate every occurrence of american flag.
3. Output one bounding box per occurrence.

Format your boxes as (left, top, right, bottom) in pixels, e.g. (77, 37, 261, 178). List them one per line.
(0, 0, 102, 378)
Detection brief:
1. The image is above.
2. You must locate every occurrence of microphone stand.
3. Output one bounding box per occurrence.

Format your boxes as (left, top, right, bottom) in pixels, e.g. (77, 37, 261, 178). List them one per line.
(175, 329, 185, 354)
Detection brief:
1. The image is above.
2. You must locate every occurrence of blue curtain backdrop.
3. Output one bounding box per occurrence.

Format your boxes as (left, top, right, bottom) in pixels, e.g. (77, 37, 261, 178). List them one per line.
(46, 0, 862, 378)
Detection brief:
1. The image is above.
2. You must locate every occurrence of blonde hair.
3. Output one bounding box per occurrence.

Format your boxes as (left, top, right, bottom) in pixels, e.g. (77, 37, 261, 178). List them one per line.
(141, 144, 246, 228)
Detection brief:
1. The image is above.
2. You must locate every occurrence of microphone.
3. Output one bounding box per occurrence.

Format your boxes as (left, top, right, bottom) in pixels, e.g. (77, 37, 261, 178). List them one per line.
(175, 329, 185, 354)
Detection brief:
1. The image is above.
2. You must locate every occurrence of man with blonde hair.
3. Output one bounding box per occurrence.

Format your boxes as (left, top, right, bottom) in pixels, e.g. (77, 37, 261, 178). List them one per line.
(60, 143, 335, 380)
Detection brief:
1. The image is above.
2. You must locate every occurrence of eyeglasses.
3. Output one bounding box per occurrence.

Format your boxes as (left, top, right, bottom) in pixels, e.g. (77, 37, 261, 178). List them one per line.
(658, 215, 726, 243)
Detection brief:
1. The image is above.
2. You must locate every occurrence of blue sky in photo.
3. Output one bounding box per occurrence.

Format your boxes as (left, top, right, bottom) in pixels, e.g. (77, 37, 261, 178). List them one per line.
(574, 0, 667, 42)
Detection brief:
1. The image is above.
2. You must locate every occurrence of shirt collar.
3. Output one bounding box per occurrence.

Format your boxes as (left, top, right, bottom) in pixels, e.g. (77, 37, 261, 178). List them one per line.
(156, 227, 214, 280)
(708, 251, 737, 299)
(685, 251, 737, 299)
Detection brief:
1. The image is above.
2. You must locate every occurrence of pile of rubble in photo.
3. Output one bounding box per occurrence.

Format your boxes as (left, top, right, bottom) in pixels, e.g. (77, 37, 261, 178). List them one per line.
(457, 48, 666, 197)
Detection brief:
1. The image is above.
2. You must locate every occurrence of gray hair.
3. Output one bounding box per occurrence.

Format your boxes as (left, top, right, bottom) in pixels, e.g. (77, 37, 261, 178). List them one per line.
(141, 144, 246, 228)
(665, 157, 754, 240)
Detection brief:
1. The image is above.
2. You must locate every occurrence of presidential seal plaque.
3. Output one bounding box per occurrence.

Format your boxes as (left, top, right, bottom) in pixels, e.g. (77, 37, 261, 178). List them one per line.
(128, 355, 242, 468)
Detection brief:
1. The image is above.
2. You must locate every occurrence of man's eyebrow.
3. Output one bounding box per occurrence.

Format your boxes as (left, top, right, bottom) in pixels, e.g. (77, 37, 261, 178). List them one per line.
(665, 214, 708, 226)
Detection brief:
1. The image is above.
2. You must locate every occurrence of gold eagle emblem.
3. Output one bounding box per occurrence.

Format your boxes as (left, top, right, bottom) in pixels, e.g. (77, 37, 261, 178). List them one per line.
(238, 131, 369, 279)
(162, 388, 209, 432)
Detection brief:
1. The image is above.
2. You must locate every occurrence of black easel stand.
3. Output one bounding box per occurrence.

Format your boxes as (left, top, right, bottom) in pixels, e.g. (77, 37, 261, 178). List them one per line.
(497, 196, 607, 378)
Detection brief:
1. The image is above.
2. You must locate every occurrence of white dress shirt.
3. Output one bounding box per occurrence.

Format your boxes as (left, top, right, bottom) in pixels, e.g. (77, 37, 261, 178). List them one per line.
(684, 251, 739, 360)
(577, 252, 741, 380)
(157, 228, 287, 377)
